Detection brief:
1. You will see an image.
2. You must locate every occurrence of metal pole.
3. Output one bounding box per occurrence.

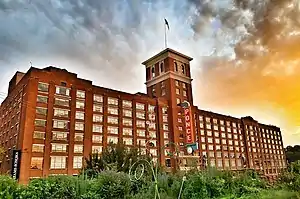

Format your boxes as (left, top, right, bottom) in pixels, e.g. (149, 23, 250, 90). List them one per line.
(164, 22, 167, 49)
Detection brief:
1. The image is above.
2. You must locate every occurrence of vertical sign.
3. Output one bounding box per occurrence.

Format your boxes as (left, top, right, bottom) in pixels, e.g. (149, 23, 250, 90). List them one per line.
(11, 150, 21, 180)
(184, 107, 195, 144)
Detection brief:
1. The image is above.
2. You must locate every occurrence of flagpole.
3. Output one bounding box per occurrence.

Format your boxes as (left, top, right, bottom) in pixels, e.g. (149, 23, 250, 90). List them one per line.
(164, 20, 167, 49)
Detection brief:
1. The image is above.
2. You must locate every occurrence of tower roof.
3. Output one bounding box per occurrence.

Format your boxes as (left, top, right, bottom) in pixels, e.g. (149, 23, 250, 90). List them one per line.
(142, 48, 193, 65)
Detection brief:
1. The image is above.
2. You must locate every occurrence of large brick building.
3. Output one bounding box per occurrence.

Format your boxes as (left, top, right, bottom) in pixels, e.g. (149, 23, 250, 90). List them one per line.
(0, 48, 286, 184)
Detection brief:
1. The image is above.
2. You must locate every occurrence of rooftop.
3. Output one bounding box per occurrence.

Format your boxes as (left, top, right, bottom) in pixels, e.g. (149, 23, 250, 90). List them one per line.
(142, 48, 193, 65)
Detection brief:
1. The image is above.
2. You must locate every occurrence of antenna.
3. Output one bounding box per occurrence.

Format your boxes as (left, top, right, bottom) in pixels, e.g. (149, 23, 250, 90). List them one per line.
(30, 62, 32, 67)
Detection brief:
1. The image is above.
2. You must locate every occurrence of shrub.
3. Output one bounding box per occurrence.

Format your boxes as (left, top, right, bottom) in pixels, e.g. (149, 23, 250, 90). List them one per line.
(88, 171, 131, 199)
(0, 175, 19, 199)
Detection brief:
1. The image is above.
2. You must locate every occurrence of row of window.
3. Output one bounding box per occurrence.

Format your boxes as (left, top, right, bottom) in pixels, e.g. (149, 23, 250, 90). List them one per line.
(31, 156, 83, 169)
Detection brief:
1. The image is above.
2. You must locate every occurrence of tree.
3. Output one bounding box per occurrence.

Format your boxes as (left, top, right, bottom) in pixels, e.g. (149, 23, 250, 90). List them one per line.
(285, 145, 300, 163)
(82, 142, 151, 178)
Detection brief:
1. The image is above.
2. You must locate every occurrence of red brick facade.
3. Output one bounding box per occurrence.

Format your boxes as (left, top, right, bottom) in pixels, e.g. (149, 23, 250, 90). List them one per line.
(0, 48, 286, 184)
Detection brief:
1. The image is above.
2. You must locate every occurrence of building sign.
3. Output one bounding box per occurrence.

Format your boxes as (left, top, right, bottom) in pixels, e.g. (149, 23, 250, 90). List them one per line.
(184, 107, 195, 144)
(11, 150, 21, 180)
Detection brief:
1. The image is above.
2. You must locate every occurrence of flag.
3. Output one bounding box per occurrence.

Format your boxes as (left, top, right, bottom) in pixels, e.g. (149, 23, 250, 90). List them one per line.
(164, 18, 169, 30)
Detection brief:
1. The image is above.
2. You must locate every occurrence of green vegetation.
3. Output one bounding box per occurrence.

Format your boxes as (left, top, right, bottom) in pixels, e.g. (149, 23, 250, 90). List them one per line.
(0, 165, 300, 199)
(286, 145, 300, 163)
(1, 143, 300, 198)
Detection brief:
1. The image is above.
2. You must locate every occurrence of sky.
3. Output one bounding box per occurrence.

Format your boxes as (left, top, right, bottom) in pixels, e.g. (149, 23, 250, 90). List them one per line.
(0, 0, 300, 146)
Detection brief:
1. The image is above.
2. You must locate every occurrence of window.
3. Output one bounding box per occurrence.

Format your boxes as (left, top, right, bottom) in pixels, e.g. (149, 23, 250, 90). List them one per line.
(149, 131, 156, 138)
(137, 129, 146, 137)
(37, 95, 48, 103)
(151, 65, 155, 78)
(31, 157, 43, 169)
(176, 88, 180, 95)
(50, 156, 66, 169)
(148, 105, 155, 112)
(123, 109, 132, 117)
(93, 124, 102, 133)
(123, 138, 133, 145)
(38, 82, 49, 92)
(76, 90, 85, 98)
(163, 124, 169, 131)
(174, 62, 178, 72)
(175, 80, 179, 87)
(208, 145, 214, 150)
(137, 139, 146, 146)
(55, 98, 69, 107)
(55, 86, 70, 96)
(75, 112, 84, 120)
(75, 122, 84, 131)
(136, 112, 145, 119)
(181, 65, 185, 74)
(92, 135, 102, 143)
(35, 119, 46, 127)
(93, 114, 103, 123)
(206, 124, 211, 129)
(32, 144, 44, 152)
(54, 108, 69, 118)
(108, 116, 118, 124)
(161, 88, 166, 96)
(74, 145, 83, 153)
(92, 146, 103, 154)
(93, 104, 103, 112)
(136, 120, 145, 128)
(33, 131, 45, 139)
(75, 133, 83, 142)
(182, 83, 186, 89)
(51, 143, 67, 152)
(108, 107, 118, 115)
(108, 97, 118, 106)
(150, 149, 157, 156)
(222, 139, 227, 145)
(52, 131, 68, 141)
(93, 94, 103, 103)
(76, 101, 85, 109)
(123, 118, 132, 126)
(108, 136, 118, 144)
(208, 138, 213, 143)
(217, 159, 223, 168)
(73, 156, 83, 169)
(123, 128, 132, 136)
(108, 126, 118, 134)
(176, 98, 181, 104)
(160, 62, 164, 73)
(122, 100, 132, 108)
(136, 103, 145, 110)
(183, 90, 187, 97)
(161, 81, 165, 88)
(164, 132, 169, 139)
(36, 107, 47, 115)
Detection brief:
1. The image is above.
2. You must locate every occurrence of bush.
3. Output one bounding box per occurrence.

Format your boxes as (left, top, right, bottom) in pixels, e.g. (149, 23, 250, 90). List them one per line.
(0, 167, 299, 199)
(0, 175, 19, 199)
(88, 171, 132, 199)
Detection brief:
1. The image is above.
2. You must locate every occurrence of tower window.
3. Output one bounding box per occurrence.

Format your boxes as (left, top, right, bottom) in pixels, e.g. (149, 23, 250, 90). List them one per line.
(174, 62, 178, 72)
(181, 65, 185, 74)
(152, 87, 156, 97)
(151, 65, 155, 78)
(160, 62, 164, 73)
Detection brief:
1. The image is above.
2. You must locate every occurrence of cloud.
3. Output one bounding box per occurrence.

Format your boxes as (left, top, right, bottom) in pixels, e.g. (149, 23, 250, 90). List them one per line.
(192, 0, 300, 145)
(0, 0, 300, 145)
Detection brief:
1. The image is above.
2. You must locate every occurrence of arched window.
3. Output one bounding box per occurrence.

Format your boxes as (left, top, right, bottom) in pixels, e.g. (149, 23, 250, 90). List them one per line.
(174, 62, 178, 72)
(160, 62, 164, 73)
(181, 64, 185, 74)
(151, 65, 155, 78)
